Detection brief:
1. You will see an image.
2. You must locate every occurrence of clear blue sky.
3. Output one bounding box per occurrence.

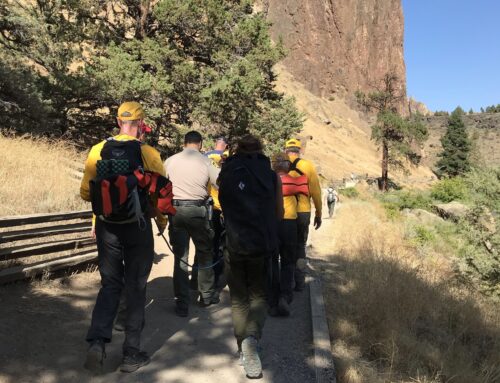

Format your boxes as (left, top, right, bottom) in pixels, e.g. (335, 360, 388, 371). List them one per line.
(402, 0, 500, 112)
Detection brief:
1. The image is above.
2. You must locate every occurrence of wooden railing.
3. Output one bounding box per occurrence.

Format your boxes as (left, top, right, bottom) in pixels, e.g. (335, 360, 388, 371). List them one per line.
(0, 210, 97, 284)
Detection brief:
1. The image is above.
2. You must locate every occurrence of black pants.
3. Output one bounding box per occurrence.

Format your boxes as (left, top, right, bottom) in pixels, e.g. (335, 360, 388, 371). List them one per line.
(270, 219, 298, 307)
(191, 209, 224, 287)
(169, 205, 214, 306)
(294, 212, 311, 287)
(224, 251, 271, 347)
(86, 219, 154, 355)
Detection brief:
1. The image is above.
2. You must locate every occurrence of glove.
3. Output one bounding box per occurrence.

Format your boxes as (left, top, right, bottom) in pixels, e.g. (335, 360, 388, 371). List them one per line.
(314, 216, 322, 230)
(155, 213, 168, 235)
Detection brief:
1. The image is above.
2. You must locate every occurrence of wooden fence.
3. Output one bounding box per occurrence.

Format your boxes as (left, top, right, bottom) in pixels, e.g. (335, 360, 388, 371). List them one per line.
(0, 210, 97, 284)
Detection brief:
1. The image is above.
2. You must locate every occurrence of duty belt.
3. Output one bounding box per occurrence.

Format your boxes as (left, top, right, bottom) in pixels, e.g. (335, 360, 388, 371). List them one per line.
(172, 199, 206, 207)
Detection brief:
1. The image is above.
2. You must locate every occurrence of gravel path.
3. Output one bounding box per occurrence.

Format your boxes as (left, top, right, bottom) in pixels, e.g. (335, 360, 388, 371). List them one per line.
(0, 229, 315, 383)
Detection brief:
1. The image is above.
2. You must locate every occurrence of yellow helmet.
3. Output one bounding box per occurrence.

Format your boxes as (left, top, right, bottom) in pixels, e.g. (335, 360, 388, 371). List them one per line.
(285, 138, 302, 149)
(117, 101, 145, 121)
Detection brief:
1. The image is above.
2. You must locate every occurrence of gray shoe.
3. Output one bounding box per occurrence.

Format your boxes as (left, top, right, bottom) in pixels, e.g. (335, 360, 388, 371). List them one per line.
(120, 351, 150, 373)
(84, 339, 105, 373)
(241, 336, 262, 379)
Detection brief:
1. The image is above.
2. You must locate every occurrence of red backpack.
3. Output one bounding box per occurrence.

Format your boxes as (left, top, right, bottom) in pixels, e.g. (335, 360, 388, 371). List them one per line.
(280, 173, 309, 197)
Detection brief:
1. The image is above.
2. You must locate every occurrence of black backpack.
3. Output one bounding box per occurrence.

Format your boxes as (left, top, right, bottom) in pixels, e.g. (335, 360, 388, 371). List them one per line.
(89, 139, 148, 224)
(218, 153, 278, 257)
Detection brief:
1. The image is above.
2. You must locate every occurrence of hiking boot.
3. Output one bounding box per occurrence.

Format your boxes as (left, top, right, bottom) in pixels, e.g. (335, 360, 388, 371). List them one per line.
(175, 303, 189, 317)
(84, 339, 106, 373)
(241, 336, 262, 379)
(267, 306, 280, 317)
(278, 297, 290, 317)
(198, 294, 220, 308)
(119, 351, 150, 373)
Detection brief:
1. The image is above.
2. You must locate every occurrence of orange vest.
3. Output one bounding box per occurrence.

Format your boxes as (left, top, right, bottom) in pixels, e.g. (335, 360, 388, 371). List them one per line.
(280, 174, 309, 197)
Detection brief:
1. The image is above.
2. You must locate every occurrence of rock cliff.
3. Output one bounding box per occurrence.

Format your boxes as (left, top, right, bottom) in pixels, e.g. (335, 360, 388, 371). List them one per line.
(261, 0, 406, 101)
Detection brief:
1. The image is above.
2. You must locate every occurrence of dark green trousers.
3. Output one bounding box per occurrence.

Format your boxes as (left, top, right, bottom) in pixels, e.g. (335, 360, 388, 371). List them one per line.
(168, 205, 214, 306)
(224, 250, 270, 347)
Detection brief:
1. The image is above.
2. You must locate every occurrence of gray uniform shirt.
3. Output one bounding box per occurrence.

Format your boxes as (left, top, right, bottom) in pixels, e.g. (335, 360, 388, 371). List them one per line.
(164, 148, 219, 200)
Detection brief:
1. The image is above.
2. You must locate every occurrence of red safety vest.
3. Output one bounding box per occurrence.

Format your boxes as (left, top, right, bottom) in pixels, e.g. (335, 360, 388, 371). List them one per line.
(280, 174, 309, 197)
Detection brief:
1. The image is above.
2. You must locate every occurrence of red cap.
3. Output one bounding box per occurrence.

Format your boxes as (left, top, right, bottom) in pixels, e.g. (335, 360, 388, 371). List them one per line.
(139, 121, 152, 134)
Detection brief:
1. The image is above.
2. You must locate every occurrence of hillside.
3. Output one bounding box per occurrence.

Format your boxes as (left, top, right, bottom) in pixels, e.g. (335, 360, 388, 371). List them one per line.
(422, 113, 500, 170)
(274, 64, 435, 185)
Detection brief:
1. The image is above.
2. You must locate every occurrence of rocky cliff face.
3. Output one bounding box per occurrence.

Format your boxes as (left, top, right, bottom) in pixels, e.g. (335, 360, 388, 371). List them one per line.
(262, 0, 406, 101)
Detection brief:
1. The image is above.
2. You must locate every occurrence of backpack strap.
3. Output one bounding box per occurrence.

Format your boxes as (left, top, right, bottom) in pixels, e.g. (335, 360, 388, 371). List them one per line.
(289, 158, 304, 176)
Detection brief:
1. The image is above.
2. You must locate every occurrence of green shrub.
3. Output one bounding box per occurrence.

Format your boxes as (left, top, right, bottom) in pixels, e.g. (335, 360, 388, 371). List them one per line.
(431, 177, 468, 203)
(339, 187, 359, 198)
(413, 225, 435, 245)
(380, 190, 432, 211)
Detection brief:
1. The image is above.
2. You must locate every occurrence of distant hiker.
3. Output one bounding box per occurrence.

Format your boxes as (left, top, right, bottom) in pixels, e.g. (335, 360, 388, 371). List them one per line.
(164, 131, 220, 317)
(190, 136, 229, 291)
(80, 101, 175, 373)
(285, 138, 322, 291)
(326, 187, 339, 218)
(219, 135, 282, 379)
(269, 152, 304, 317)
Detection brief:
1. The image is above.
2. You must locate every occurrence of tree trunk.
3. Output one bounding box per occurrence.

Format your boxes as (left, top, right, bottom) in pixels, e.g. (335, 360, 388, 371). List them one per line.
(381, 140, 389, 191)
(137, 0, 150, 39)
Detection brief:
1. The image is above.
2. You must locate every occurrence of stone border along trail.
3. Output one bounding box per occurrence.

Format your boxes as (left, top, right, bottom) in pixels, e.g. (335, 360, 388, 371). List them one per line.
(0, 221, 337, 383)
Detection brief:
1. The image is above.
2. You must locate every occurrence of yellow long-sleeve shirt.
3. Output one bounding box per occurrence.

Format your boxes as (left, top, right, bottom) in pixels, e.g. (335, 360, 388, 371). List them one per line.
(287, 154, 322, 217)
(81, 134, 166, 227)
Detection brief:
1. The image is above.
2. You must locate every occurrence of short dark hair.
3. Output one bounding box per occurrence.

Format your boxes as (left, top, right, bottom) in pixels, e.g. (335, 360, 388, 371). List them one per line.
(235, 135, 263, 155)
(184, 130, 203, 144)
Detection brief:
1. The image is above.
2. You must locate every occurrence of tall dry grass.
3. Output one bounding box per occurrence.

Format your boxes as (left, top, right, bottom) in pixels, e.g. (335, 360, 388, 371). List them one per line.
(0, 133, 89, 215)
(315, 200, 500, 383)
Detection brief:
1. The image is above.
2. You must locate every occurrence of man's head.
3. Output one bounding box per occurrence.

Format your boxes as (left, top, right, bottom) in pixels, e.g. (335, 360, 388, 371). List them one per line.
(184, 130, 203, 151)
(235, 135, 263, 155)
(285, 138, 301, 156)
(214, 136, 228, 151)
(116, 101, 145, 138)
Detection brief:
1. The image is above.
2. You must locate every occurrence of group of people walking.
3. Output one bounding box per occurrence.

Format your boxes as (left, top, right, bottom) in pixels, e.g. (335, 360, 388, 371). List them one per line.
(79, 102, 322, 379)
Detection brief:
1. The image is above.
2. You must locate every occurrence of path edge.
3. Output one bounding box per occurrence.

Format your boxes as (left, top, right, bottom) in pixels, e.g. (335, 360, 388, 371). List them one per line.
(307, 272, 336, 383)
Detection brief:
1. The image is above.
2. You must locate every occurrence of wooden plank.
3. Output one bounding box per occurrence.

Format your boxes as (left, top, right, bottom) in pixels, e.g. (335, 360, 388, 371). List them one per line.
(0, 238, 96, 261)
(308, 275, 337, 383)
(0, 251, 98, 284)
(0, 210, 92, 228)
(0, 222, 92, 243)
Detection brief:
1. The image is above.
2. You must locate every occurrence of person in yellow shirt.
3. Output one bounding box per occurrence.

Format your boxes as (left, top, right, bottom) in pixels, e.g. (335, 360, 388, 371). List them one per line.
(270, 153, 298, 317)
(285, 138, 322, 291)
(81, 101, 165, 374)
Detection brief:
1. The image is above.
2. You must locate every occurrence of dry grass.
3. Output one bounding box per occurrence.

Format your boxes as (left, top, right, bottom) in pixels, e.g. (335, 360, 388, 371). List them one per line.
(0, 133, 89, 215)
(314, 199, 500, 383)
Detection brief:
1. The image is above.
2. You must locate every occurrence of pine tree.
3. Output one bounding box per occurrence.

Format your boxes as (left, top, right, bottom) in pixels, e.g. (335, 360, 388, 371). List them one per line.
(435, 107, 472, 178)
(356, 73, 428, 191)
(0, 0, 303, 150)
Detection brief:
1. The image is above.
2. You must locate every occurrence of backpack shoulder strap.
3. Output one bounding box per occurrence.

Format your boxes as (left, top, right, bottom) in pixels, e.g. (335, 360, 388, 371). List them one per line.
(289, 158, 304, 176)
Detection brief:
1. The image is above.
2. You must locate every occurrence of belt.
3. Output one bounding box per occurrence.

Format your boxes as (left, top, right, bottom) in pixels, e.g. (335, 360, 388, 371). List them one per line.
(172, 199, 206, 207)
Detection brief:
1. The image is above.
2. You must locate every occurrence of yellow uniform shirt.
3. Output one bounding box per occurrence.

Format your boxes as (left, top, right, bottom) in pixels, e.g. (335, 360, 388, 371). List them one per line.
(283, 195, 298, 220)
(206, 150, 224, 211)
(81, 134, 166, 226)
(287, 154, 322, 217)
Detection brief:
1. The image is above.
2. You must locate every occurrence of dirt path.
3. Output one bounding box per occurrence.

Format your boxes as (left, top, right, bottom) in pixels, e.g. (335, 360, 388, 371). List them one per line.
(0, 227, 316, 383)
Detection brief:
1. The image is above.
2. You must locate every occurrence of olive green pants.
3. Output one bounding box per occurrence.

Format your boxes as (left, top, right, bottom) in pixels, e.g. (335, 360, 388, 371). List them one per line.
(224, 250, 271, 347)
